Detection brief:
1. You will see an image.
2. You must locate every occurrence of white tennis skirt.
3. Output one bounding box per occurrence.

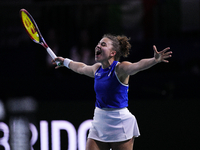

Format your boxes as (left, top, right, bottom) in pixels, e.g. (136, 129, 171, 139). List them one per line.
(88, 107, 140, 142)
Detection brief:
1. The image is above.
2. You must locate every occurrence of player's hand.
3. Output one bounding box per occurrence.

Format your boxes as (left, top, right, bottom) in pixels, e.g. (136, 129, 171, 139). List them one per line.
(153, 45, 172, 63)
(52, 57, 65, 69)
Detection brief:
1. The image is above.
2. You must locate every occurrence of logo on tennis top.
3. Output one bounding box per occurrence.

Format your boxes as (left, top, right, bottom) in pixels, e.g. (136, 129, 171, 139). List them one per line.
(95, 72, 101, 76)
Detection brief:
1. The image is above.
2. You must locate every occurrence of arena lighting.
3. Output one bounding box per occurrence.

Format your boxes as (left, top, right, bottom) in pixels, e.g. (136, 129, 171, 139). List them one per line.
(0, 120, 92, 150)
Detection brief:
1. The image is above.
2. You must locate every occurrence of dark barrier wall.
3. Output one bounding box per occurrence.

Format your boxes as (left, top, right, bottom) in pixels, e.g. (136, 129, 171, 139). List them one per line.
(1, 99, 199, 150)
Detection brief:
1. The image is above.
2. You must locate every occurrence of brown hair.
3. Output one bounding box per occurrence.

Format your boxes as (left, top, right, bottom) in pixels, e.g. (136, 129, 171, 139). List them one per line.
(103, 34, 131, 61)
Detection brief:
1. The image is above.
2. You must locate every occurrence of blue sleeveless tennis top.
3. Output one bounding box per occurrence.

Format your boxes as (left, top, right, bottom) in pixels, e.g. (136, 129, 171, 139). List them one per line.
(94, 61, 129, 108)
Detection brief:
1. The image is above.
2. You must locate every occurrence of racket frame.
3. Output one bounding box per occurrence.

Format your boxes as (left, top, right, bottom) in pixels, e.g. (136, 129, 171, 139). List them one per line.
(20, 9, 60, 65)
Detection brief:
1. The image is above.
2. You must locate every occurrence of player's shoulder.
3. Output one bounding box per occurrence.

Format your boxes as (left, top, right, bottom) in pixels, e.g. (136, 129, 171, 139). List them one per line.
(92, 63, 101, 71)
(116, 61, 132, 69)
(93, 63, 101, 68)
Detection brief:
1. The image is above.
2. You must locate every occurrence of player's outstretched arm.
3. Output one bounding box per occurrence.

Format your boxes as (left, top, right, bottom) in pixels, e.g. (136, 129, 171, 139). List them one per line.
(53, 57, 100, 78)
(117, 45, 172, 75)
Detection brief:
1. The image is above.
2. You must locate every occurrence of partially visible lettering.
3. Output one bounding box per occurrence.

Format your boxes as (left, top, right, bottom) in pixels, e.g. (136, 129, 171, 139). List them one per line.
(0, 120, 92, 150)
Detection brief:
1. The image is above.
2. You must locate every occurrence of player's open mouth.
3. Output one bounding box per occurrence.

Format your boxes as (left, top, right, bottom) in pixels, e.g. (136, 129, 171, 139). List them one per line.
(96, 51, 101, 55)
(95, 48, 102, 56)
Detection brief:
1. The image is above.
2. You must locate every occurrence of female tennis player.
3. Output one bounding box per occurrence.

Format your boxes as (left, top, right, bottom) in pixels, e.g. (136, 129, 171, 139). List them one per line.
(53, 34, 172, 150)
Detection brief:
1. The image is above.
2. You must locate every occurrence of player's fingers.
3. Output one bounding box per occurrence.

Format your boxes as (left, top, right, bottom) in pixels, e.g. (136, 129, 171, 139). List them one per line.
(52, 59, 56, 63)
(163, 60, 169, 63)
(54, 58, 59, 61)
(153, 45, 158, 53)
(164, 51, 172, 55)
(163, 55, 171, 59)
(52, 60, 57, 65)
(55, 66, 61, 69)
(162, 47, 170, 53)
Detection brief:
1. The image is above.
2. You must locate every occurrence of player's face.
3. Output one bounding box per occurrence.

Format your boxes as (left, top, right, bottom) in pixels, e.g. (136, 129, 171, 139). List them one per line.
(95, 37, 115, 62)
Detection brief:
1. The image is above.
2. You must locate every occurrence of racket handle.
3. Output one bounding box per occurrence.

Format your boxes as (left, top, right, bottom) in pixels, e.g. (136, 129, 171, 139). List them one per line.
(46, 47, 61, 66)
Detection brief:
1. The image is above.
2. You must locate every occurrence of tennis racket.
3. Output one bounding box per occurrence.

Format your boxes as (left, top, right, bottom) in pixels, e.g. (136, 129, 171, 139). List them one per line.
(20, 8, 60, 66)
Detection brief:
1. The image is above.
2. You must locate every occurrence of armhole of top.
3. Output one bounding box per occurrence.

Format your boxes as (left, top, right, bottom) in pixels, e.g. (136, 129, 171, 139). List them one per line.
(94, 65, 101, 76)
(114, 62, 128, 87)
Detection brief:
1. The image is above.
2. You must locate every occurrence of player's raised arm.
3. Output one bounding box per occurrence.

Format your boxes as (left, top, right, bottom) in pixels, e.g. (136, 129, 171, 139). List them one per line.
(53, 57, 100, 78)
(117, 45, 172, 75)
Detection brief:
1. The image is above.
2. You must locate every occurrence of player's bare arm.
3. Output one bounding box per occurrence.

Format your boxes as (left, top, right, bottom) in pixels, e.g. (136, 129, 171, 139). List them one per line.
(53, 57, 101, 78)
(69, 62, 101, 78)
(116, 45, 172, 76)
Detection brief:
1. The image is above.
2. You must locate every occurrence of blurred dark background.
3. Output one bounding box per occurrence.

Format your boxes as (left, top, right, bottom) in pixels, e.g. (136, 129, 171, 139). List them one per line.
(0, 0, 199, 150)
